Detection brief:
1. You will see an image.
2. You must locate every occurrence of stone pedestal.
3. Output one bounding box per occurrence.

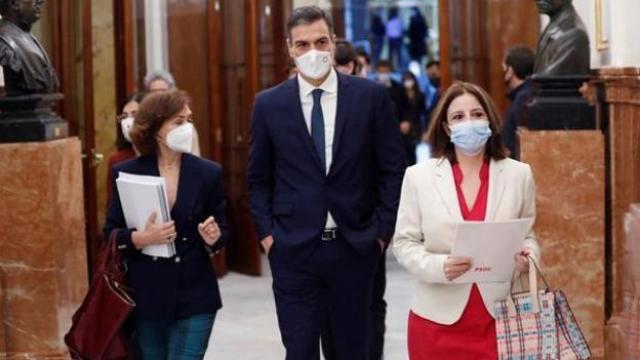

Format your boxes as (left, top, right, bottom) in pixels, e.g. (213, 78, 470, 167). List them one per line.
(525, 75, 596, 130)
(520, 130, 605, 358)
(0, 94, 68, 143)
(0, 138, 87, 359)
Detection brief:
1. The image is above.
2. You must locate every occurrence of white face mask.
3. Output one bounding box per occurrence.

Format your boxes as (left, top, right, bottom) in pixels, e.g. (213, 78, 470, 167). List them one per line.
(120, 116, 134, 142)
(403, 79, 415, 89)
(294, 49, 332, 80)
(165, 122, 194, 153)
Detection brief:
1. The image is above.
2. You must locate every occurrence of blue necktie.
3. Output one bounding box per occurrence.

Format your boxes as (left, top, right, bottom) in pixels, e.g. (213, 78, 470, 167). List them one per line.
(311, 89, 325, 172)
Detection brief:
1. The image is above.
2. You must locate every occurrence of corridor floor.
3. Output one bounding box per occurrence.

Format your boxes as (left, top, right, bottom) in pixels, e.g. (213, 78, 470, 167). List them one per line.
(206, 252, 413, 359)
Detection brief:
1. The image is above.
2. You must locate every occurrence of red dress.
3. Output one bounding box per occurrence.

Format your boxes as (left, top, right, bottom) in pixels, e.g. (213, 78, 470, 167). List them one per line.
(408, 161, 497, 360)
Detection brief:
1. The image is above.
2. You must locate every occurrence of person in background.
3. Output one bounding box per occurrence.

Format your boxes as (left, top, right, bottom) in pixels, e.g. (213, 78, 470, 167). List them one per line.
(355, 47, 373, 78)
(368, 9, 386, 66)
(105, 92, 145, 204)
(425, 60, 441, 108)
(407, 7, 428, 64)
(386, 7, 404, 70)
(375, 59, 403, 111)
(393, 81, 540, 359)
(144, 70, 176, 93)
(144, 70, 201, 156)
(334, 39, 361, 76)
(398, 70, 426, 165)
(502, 45, 535, 158)
(105, 90, 228, 359)
(248, 6, 405, 359)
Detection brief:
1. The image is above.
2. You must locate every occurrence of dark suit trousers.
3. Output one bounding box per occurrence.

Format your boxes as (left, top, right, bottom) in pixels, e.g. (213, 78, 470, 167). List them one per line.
(321, 248, 387, 360)
(270, 236, 379, 360)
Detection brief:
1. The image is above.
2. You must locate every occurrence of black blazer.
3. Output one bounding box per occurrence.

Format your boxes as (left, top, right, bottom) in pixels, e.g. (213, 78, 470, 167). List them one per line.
(247, 73, 406, 262)
(104, 153, 228, 321)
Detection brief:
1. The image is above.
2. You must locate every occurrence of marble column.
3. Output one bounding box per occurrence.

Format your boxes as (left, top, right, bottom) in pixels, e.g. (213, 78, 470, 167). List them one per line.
(0, 138, 88, 359)
(520, 129, 606, 358)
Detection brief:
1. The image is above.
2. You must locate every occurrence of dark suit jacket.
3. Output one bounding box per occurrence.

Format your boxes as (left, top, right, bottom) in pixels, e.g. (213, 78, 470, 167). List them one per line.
(104, 153, 228, 321)
(503, 80, 533, 158)
(247, 73, 406, 262)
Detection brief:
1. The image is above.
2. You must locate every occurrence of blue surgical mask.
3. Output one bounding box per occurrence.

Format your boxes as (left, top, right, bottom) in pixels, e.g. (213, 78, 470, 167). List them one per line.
(449, 120, 492, 156)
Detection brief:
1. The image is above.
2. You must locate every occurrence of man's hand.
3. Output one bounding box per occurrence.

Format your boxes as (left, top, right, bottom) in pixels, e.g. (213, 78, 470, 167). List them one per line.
(261, 235, 274, 256)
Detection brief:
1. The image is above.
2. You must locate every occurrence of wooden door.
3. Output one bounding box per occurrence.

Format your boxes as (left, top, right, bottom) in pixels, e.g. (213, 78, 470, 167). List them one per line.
(43, 0, 100, 276)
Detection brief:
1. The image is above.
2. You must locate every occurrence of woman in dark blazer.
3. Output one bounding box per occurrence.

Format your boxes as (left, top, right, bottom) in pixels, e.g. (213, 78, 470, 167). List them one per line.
(104, 89, 228, 359)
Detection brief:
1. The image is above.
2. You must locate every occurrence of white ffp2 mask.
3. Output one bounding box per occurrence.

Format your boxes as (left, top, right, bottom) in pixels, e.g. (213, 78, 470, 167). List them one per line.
(166, 123, 194, 153)
(294, 49, 332, 80)
(120, 116, 134, 142)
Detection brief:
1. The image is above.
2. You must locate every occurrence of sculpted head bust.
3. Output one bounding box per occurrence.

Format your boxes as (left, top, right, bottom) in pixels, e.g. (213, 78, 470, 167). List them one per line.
(535, 0, 573, 16)
(533, 0, 590, 75)
(0, 0, 60, 96)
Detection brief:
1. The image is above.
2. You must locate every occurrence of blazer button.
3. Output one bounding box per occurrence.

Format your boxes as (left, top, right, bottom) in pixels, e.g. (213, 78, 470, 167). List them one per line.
(175, 256, 181, 263)
(182, 237, 188, 241)
(117, 244, 127, 250)
(152, 256, 158, 261)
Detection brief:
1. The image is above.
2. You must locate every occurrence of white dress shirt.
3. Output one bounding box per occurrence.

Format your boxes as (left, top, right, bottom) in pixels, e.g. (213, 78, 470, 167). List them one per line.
(297, 68, 338, 229)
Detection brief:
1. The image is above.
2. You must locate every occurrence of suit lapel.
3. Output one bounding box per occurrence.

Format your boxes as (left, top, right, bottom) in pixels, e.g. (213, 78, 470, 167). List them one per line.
(486, 159, 507, 221)
(329, 73, 351, 175)
(434, 159, 463, 222)
(286, 78, 324, 172)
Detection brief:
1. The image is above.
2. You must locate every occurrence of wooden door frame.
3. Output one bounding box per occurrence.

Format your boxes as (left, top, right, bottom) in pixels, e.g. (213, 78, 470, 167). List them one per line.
(49, 0, 98, 276)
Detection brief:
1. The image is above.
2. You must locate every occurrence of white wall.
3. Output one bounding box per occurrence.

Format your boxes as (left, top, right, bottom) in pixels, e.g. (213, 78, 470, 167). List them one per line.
(570, 0, 640, 68)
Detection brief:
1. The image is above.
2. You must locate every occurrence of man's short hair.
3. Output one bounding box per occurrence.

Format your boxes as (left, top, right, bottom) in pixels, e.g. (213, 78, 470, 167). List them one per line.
(426, 60, 440, 69)
(355, 47, 371, 66)
(0, 0, 14, 16)
(143, 70, 176, 91)
(504, 45, 535, 80)
(286, 6, 334, 40)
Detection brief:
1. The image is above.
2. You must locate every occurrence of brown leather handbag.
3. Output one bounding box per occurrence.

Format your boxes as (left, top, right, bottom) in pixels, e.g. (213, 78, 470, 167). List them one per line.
(65, 230, 135, 360)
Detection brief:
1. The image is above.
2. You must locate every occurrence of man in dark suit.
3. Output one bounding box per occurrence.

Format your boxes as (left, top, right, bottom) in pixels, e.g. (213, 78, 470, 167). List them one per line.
(502, 45, 535, 158)
(247, 6, 405, 360)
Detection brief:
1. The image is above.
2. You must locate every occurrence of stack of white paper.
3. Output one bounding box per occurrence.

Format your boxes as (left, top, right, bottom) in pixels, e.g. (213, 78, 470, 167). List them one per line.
(451, 218, 534, 283)
(116, 172, 176, 258)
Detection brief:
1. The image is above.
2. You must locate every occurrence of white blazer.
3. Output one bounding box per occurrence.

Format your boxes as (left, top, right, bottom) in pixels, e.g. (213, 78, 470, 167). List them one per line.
(392, 157, 540, 325)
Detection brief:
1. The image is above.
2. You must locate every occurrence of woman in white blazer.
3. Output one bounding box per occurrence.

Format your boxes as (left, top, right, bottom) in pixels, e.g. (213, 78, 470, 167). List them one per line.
(392, 81, 540, 360)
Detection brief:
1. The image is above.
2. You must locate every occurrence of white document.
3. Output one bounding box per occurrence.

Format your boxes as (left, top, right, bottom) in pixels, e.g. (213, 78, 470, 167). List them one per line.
(116, 172, 176, 258)
(451, 218, 533, 283)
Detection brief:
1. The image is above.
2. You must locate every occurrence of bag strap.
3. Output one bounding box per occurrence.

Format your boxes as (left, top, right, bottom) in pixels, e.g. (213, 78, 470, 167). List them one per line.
(97, 230, 121, 273)
(506, 255, 550, 316)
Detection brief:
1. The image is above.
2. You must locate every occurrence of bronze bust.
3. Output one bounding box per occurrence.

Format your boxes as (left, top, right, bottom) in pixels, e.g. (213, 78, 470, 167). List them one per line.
(533, 0, 590, 75)
(0, 0, 59, 96)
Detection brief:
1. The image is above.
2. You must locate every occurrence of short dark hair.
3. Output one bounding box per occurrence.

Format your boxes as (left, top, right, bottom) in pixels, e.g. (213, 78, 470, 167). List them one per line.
(130, 89, 191, 156)
(334, 39, 360, 74)
(504, 45, 535, 80)
(426, 81, 508, 162)
(0, 0, 14, 16)
(355, 47, 371, 66)
(426, 60, 440, 69)
(376, 59, 393, 71)
(286, 6, 334, 40)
